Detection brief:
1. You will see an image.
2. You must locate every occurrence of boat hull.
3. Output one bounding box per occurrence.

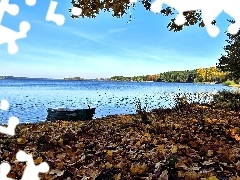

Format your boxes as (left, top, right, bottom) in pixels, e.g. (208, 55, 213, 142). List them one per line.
(46, 108, 96, 121)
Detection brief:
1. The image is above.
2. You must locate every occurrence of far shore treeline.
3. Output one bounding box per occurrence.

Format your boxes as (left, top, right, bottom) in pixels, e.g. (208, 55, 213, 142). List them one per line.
(109, 67, 228, 83)
(0, 67, 230, 84)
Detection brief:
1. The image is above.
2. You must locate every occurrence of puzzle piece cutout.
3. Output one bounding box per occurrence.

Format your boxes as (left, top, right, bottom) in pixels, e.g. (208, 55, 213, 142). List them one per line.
(0, 99, 9, 111)
(0, 162, 14, 180)
(0, 0, 19, 21)
(0, 100, 19, 136)
(220, 0, 240, 35)
(16, 150, 50, 180)
(0, 116, 19, 136)
(150, 0, 240, 37)
(129, 0, 137, 3)
(0, 21, 30, 54)
(46, 0, 65, 26)
(71, 6, 82, 16)
(25, 0, 37, 6)
(0, 0, 36, 54)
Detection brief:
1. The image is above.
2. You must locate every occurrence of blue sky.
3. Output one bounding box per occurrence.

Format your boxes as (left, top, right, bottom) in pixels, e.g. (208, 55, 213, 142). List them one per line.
(0, 0, 234, 79)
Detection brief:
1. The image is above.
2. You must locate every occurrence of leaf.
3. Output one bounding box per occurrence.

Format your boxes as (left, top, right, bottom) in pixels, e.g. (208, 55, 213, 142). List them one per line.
(106, 150, 113, 157)
(135, 141, 141, 147)
(185, 170, 200, 179)
(229, 176, 240, 180)
(171, 144, 178, 153)
(78, 142, 85, 149)
(175, 161, 188, 170)
(49, 169, 64, 176)
(201, 160, 215, 165)
(189, 141, 198, 148)
(17, 137, 27, 144)
(105, 162, 112, 169)
(207, 150, 213, 157)
(113, 173, 121, 180)
(158, 170, 168, 180)
(156, 144, 165, 153)
(130, 163, 148, 175)
(34, 157, 43, 165)
(235, 160, 240, 171)
(58, 138, 63, 145)
(208, 176, 219, 180)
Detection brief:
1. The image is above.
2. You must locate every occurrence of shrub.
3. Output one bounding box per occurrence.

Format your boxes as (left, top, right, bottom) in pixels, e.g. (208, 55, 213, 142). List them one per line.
(135, 98, 151, 124)
(222, 80, 237, 86)
(212, 90, 240, 112)
(173, 93, 191, 113)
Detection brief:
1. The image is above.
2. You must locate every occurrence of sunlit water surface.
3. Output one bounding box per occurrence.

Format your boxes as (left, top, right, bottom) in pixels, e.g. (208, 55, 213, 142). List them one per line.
(0, 79, 234, 124)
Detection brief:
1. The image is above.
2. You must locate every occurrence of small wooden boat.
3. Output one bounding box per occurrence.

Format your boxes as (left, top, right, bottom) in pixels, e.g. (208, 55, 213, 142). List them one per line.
(46, 105, 96, 121)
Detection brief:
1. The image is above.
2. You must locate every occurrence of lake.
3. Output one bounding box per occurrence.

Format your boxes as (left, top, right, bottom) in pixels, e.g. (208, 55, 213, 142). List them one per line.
(0, 79, 234, 124)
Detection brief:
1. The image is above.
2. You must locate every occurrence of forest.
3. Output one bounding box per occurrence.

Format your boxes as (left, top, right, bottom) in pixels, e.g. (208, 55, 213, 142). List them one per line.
(110, 67, 228, 83)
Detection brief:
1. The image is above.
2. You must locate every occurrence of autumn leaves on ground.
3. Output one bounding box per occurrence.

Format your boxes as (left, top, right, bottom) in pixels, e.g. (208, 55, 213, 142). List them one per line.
(1, 94, 240, 179)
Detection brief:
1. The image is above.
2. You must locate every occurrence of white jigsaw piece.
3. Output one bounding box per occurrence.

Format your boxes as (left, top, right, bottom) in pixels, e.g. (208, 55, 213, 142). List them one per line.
(150, 0, 240, 37)
(0, 100, 19, 136)
(46, 0, 65, 26)
(129, 0, 137, 3)
(221, 0, 240, 35)
(0, 99, 9, 111)
(71, 6, 82, 16)
(0, 162, 14, 180)
(0, 21, 30, 54)
(16, 150, 49, 180)
(0, 0, 36, 54)
(0, 116, 19, 136)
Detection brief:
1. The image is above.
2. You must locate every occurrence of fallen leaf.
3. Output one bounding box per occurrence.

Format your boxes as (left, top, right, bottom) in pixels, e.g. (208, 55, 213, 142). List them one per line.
(171, 144, 178, 153)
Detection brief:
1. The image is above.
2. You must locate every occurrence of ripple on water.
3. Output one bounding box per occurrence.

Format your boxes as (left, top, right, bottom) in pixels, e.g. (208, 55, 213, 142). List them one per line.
(0, 80, 233, 123)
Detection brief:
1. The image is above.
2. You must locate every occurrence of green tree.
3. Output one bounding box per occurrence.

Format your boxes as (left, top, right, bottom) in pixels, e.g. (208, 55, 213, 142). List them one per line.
(217, 29, 240, 83)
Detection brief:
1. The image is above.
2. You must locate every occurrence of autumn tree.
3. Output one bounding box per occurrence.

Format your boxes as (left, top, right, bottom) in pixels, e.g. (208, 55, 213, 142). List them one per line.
(217, 29, 240, 83)
(195, 67, 226, 83)
(69, 0, 216, 32)
(196, 68, 205, 82)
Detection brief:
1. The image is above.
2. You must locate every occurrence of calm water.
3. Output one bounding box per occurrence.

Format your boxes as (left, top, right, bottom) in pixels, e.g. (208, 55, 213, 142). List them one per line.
(0, 79, 234, 124)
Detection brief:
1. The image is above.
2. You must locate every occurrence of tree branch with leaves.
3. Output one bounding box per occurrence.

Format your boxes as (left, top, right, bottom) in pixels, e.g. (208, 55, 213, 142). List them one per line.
(68, 0, 217, 32)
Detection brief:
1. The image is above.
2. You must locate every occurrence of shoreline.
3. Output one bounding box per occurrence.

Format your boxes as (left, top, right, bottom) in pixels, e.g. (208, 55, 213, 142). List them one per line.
(2, 103, 240, 179)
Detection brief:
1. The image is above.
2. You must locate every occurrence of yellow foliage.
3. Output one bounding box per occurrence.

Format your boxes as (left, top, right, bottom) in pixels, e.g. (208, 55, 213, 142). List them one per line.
(196, 67, 226, 82)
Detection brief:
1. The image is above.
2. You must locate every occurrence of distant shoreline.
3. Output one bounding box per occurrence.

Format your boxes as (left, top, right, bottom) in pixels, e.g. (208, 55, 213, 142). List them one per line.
(0, 76, 223, 85)
(0, 76, 53, 80)
(0, 77, 220, 84)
